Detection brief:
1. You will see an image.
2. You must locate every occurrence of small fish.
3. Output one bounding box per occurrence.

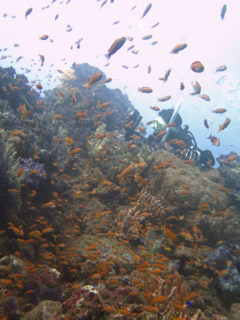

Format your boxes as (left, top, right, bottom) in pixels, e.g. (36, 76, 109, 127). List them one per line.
(133, 64, 139, 69)
(218, 118, 231, 132)
(25, 8, 33, 19)
(220, 4, 227, 20)
(142, 34, 152, 40)
(208, 134, 220, 146)
(191, 81, 201, 94)
(122, 65, 129, 69)
(100, 0, 108, 8)
(131, 49, 138, 54)
(180, 82, 185, 90)
(204, 119, 209, 129)
(150, 106, 160, 111)
(103, 77, 112, 83)
(131, 5, 137, 10)
(39, 55, 45, 67)
(158, 95, 171, 102)
(39, 34, 49, 40)
(21, 110, 31, 119)
(212, 108, 227, 113)
(141, 3, 152, 18)
(16, 56, 23, 62)
(36, 83, 43, 90)
(138, 87, 153, 93)
(147, 65, 151, 74)
(151, 22, 159, 28)
(55, 14, 59, 20)
(191, 61, 204, 73)
(113, 20, 120, 25)
(106, 36, 126, 59)
(151, 41, 158, 45)
(216, 65, 227, 72)
(127, 44, 135, 51)
(159, 69, 171, 82)
(83, 72, 103, 88)
(199, 94, 210, 101)
(171, 43, 187, 54)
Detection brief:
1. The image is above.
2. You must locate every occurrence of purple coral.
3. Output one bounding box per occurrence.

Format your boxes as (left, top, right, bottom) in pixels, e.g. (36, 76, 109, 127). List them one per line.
(20, 158, 46, 186)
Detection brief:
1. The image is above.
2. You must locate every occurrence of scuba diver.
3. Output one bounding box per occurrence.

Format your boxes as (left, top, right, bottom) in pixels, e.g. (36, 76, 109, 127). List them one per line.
(149, 108, 215, 167)
(124, 108, 143, 140)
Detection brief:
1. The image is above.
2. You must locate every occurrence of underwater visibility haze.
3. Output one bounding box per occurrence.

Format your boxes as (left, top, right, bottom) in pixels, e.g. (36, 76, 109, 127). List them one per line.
(0, 0, 240, 319)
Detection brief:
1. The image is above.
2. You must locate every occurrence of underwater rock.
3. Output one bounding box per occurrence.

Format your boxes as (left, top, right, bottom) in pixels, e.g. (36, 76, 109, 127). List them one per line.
(217, 152, 240, 201)
(20, 158, 46, 186)
(207, 241, 240, 297)
(230, 302, 240, 319)
(22, 300, 61, 320)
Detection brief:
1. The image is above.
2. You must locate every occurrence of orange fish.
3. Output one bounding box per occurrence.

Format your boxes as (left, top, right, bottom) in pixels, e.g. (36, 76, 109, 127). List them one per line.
(191, 61, 204, 73)
(83, 72, 103, 88)
(17, 167, 23, 177)
(69, 147, 81, 155)
(218, 118, 231, 132)
(36, 83, 43, 90)
(150, 106, 160, 111)
(158, 95, 171, 102)
(162, 225, 177, 242)
(21, 110, 31, 119)
(138, 87, 153, 93)
(171, 43, 187, 54)
(75, 111, 87, 119)
(212, 108, 227, 113)
(12, 130, 24, 136)
(66, 137, 74, 145)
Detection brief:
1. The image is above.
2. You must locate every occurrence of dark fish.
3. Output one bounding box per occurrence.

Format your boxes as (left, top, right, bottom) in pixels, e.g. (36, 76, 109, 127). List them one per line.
(25, 8, 33, 19)
(16, 56, 23, 62)
(208, 134, 220, 146)
(131, 49, 138, 54)
(220, 4, 227, 20)
(100, 0, 108, 8)
(141, 3, 152, 18)
(204, 119, 209, 129)
(55, 14, 59, 20)
(171, 43, 187, 54)
(218, 118, 231, 132)
(216, 65, 227, 72)
(75, 38, 83, 49)
(180, 82, 185, 90)
(191, 81, 201, 94)
(127, 44, 135, 51)
(39, 55, 45, 67)
(191, 61, 204, 73)
(151, 22, 159, 28)
(113, 20, 120, 25)
(159, 69, 171, 82)
(142, 34, 152, 40)
(106, 36, 126, 59)
(103, 77, 112, 83)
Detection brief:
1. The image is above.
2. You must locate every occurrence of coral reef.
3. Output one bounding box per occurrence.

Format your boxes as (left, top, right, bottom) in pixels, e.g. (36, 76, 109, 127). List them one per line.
(0, 128, 22, 219)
